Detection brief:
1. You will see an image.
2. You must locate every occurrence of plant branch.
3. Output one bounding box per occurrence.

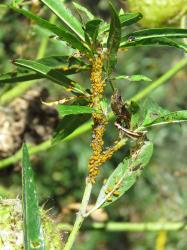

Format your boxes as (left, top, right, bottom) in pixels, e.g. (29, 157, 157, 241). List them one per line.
(58, 221, 187, 232)
(64, 53, 109, 249)
(63, 180, 92, 250)
(36, 14, 56, 59)
(131, 57, 187, 102)
(0, 81, 38, 106)
(87, 222, 187, 232)
(85, 139, 127, 217)
(0, 4, 8, 8)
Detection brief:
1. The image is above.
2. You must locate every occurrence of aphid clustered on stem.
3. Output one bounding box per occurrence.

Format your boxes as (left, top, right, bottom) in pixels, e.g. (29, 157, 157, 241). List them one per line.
(88, 53, 126, 183)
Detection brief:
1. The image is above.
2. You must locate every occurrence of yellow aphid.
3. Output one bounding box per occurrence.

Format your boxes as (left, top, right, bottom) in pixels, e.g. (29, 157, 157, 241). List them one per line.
(113, 191, 120, 197)
(105, 190, 109, 194)
(103, 179, 108, 185)
(115, 178, 120, 184)
(107, 188, 113, 193)
(88, 54, 123, 183)
(119, 48, 128, 52)
(107, 197, 113, 202)
(66, 88, 73, 92)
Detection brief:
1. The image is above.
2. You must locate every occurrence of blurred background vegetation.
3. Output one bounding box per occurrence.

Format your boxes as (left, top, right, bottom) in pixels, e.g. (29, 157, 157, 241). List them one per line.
(0, 0, 187, 249)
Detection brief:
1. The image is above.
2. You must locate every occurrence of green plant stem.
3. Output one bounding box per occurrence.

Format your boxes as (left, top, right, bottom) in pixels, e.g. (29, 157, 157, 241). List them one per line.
(64, 181, 92, 250)
(0, 81, 37, 106)
(0, 140, 51, 169)
(132, 57, 187, 102)
(59, 222, 187, 232)
(0, 57, 187, 167)
(0, 14, 56, 106)
(0, 4, 7, 8)
(91, 222, 187, 232)
(36, 14, 56, 59)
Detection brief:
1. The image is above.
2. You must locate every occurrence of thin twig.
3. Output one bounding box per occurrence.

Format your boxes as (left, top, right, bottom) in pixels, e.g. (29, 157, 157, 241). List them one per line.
(89, 222, 187, 232)
(58, 221, 187, 232)
(63, 180, 92, 250)
(132, 58, 187, 102)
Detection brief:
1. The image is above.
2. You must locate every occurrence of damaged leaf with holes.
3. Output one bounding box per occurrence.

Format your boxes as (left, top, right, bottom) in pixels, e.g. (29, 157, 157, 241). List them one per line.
(95, 141, 153, 207)
(138, 110, 187, 130)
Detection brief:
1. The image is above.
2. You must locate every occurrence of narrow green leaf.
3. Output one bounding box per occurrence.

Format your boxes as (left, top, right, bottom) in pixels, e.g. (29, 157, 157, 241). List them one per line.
(100, 12, 142, 34)
(120, 28, 187, 52)
(138, 110, 187, 130)
(86, 19, 102, 36)
(85, 19, 102, 46)
(73, 2, 94, 20)
(0, 4, 8, 8)
(129, 101, 141, 130)
(95, 141, 153, 208)
(100, 98, 109, 116)
(11, 6, 88, 53)
(22, 144, 45, 250)
(41, 0, 85, 41)
(57, 105, 94, 117)
(0, 55, 89, 86)
(114, 74, 152, 82)
(120, 37, 187, 52)
(123, 28, 187, 41)
(106, 2, 121, 75)
(53, 114, 91, 144)
(119, 12, 142, 26)
(128, 98, 186, 131)
(14, 59, 72, 86)
(14, 58, 86, 93)
(139, 99, 170, 128)
(12, 0, 24, 7)
(0, 71, 43, 84)
(37, 56, 89, 74)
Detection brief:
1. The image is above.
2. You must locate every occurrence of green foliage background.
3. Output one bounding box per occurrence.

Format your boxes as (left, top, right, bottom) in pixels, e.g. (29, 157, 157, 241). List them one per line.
(0, 0, 187, 249)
